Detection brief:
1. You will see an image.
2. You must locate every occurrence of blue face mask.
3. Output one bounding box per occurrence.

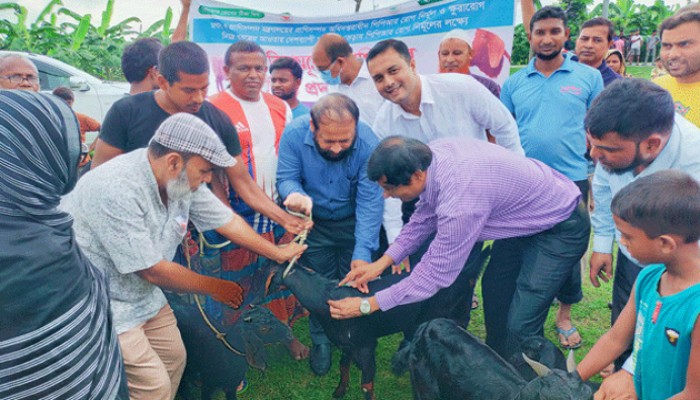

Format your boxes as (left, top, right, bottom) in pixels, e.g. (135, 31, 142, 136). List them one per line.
(319, 68, 340, 85)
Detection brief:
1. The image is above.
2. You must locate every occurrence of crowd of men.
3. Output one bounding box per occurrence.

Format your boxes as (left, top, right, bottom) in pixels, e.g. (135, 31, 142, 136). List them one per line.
(1, 2, 700, 400)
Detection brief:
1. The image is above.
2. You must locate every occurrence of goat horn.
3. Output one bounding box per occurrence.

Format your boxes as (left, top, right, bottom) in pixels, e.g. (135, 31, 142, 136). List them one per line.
(566, 349, 577, 373)
(522, 353, 552, 377)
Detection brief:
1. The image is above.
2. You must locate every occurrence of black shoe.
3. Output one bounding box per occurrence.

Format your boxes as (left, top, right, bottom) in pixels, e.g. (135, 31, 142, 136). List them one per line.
(309, 343, 331, 376)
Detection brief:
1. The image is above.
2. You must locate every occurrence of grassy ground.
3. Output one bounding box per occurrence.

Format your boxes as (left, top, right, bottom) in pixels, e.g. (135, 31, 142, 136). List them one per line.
(190, 259, 614, 400)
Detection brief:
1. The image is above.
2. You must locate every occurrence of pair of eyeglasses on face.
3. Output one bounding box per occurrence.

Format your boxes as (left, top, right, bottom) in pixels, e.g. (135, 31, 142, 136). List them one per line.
(315, 58, 338, 73)
(1, 74, 39, 85)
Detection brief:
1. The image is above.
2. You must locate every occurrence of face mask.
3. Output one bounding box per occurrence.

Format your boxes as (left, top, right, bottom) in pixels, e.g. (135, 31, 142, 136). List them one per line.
(319, 68, 340, 85)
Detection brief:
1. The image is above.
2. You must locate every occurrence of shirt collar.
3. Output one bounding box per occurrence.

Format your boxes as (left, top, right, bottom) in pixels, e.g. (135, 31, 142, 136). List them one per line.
(640, 118, 682, 176)
(526, 52, 575, 76)
(393, 74, 430, 120)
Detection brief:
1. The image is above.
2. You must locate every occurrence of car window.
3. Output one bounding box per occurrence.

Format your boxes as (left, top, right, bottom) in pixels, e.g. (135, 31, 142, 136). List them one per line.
(31, 59, 71, 90)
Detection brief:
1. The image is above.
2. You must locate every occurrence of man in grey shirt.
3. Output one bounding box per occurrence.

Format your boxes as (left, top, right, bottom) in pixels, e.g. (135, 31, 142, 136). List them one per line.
(62, 113, 306, 400)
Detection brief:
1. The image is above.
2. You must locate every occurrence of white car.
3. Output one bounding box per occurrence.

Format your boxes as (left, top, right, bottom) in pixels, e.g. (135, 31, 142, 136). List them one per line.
(1, 51, 129, 125)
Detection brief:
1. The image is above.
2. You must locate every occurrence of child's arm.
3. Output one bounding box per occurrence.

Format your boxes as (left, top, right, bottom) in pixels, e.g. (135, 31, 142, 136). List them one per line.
(577, 287, 637, 381)
(669, 316, 700, 400)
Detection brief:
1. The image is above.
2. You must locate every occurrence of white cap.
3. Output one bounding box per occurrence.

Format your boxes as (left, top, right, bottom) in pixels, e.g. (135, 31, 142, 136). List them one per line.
(440, 29, 474, 48)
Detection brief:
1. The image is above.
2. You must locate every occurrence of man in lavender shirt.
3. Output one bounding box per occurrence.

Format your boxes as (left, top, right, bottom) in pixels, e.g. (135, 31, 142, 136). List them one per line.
(330, 136, 590, 358)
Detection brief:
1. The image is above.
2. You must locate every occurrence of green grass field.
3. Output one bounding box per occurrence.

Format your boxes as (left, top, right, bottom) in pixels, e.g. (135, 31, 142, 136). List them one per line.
(187, 258, 614, 400)
(182, 65, 651, 400)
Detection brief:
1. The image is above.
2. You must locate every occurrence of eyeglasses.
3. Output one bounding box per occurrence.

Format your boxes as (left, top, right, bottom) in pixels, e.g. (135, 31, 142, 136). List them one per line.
(316, 58, 338, 73)
(1, 74, 39, 85)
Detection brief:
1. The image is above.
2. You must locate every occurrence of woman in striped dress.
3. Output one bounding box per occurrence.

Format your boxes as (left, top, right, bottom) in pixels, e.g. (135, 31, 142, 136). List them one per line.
(0, 91, 125, 399)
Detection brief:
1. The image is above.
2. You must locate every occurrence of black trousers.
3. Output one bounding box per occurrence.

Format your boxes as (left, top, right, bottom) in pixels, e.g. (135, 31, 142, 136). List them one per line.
(301, 216, 356, 345)
(482, 202, 590, 358)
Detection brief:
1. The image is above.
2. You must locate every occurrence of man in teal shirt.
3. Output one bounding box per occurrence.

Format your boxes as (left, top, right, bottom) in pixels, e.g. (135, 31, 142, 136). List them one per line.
(276, 93, 383, 376)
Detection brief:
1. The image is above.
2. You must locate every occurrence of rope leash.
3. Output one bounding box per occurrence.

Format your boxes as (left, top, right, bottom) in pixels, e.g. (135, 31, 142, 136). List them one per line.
(282, 209, 312, 279)
(183, 234, 245, 357)
(182, 209, 312, 355)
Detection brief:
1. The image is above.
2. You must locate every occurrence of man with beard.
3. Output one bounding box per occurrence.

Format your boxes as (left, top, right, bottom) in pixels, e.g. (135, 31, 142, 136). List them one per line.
(61, 113, 306, 399)
(586, 78, 700, 399)
(654, 11, 700, 128)
(270, 56, 309, 118)
(276, 93, 384, 376)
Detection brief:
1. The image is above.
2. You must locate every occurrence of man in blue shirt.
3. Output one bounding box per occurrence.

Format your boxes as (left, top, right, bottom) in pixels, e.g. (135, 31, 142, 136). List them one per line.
(498, 6, 603, 351)
(585, 78, 700, 398)
(277, 93, 384, 376)
(269, 57, 310, 119)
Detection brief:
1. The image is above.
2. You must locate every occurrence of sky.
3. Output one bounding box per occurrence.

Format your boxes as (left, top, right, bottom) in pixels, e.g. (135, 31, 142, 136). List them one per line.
(16, 0, 691, 32)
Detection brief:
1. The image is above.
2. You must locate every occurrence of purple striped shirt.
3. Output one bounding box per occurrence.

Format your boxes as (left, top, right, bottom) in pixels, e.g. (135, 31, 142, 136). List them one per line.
(375, 138, 581, 311)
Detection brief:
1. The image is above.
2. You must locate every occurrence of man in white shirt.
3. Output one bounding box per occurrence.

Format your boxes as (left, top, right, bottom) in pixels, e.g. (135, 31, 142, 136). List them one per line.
(368, 39, 522, 153)
(628, 29, 642, 65)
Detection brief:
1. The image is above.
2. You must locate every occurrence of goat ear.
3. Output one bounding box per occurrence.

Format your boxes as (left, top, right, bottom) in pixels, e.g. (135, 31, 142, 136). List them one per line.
(242, 330, 267, 371)
(522, 353, 552, 377)
(566, 349, 577, 373)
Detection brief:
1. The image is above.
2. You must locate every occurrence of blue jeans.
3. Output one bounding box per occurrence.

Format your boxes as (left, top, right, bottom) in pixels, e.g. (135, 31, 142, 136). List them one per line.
(482, 202, 590, 358)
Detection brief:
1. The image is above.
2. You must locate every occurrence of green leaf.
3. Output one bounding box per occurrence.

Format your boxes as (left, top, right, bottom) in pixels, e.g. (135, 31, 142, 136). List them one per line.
(70, 14, 90, 51)
(98, 0, 114, 37)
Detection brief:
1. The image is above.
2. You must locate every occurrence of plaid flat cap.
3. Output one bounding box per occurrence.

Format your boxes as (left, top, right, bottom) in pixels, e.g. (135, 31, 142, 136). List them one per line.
(151, 113, 235, 168)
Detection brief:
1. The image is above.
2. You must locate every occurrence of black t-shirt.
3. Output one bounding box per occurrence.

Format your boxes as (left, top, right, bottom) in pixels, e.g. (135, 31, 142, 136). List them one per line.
(100, 91, 242, 157)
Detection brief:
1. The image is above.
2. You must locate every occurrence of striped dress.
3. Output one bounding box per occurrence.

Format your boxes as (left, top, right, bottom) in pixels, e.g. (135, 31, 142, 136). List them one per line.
(0, 91, 124, 399)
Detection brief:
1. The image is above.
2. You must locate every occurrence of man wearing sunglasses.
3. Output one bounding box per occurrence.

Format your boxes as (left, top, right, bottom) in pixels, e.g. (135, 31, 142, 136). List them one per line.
(0, 54, 40, 92)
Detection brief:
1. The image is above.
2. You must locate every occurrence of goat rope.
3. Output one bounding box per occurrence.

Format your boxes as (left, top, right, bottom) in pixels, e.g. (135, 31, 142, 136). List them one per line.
(282, 209, 312, 279)
(182, 235, 246, 357)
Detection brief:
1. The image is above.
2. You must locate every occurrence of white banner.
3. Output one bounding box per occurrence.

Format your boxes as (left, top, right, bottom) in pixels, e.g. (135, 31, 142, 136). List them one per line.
(189, 0, 515, 103)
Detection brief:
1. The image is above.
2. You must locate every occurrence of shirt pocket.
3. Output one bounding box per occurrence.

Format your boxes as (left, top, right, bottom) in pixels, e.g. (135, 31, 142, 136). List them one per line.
(333, 173, 358, 202)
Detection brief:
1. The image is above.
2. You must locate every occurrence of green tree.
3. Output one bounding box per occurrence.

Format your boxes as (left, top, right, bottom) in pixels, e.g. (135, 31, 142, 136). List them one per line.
(0, 0, 173, 80)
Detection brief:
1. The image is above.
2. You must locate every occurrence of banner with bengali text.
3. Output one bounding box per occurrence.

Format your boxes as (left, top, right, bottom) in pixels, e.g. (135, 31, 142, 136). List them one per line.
(190, 0, 515, 103)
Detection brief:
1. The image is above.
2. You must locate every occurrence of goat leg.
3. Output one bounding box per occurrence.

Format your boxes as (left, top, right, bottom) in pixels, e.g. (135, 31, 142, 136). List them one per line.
(356, 342, 377, 400)
(332, 351, 352, 398)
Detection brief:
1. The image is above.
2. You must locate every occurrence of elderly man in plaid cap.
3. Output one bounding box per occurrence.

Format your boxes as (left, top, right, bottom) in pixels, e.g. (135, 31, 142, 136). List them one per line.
(61, 113, 306, 400)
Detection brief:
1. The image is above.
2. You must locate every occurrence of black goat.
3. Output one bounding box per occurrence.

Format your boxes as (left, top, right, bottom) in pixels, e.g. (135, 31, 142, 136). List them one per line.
(394, 318, 593, 400)
(508, 336, 569, 381)
(167, 293, 293, 400)
(275, 263, 474, 400)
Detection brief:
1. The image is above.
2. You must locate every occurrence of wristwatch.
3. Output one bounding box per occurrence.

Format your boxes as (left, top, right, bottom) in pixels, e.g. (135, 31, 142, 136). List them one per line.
(359, 298, 371, 316)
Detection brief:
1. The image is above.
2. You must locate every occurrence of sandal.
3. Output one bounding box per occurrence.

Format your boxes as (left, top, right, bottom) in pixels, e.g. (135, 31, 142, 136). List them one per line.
(556, 326, 583, 349)
(237, 378, 248, 395)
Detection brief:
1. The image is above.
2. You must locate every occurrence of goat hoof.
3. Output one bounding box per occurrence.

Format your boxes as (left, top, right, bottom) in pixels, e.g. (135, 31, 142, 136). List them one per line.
(332, 384, 348, 398)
